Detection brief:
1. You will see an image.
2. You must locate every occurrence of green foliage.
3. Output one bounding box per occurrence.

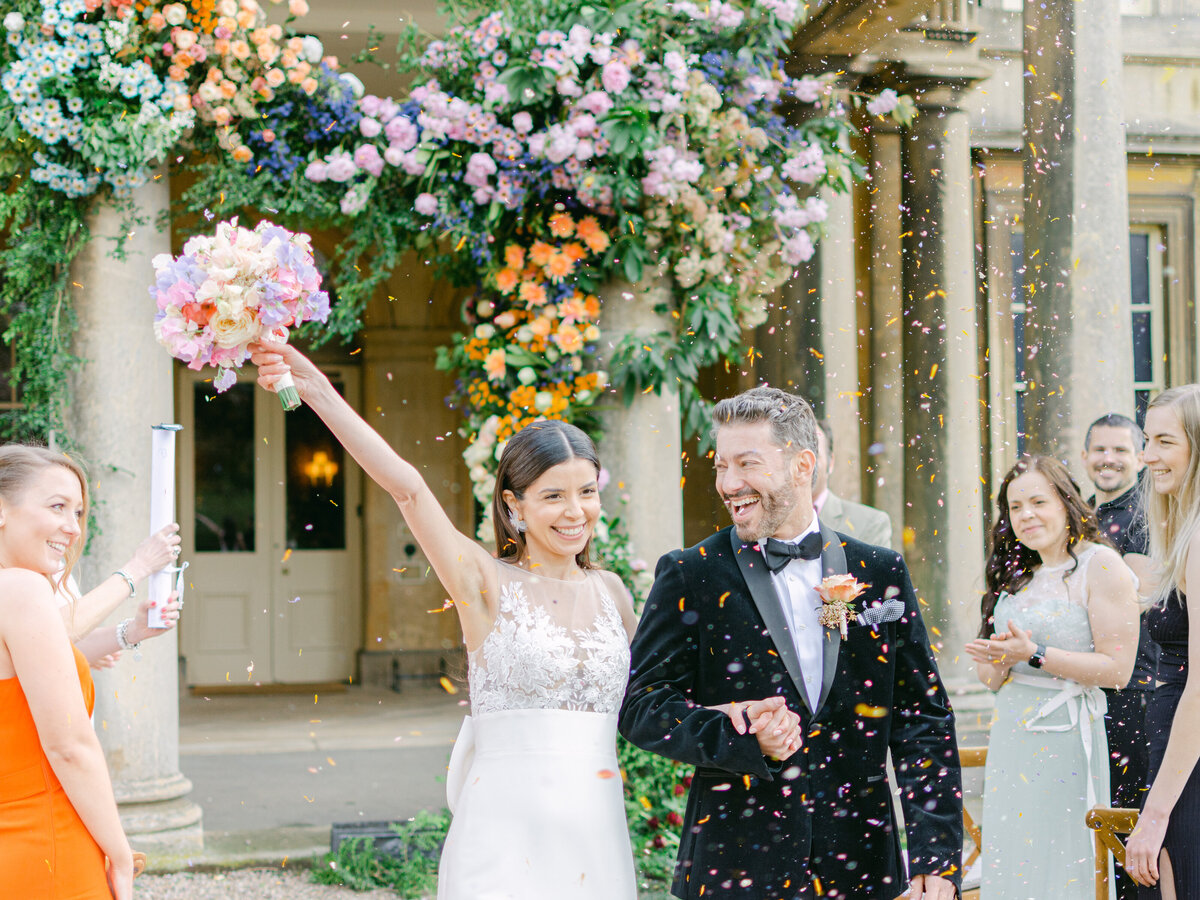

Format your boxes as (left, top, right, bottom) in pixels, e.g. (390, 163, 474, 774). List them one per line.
(310, 809, 450, 898)
(0, 176, 89, 447)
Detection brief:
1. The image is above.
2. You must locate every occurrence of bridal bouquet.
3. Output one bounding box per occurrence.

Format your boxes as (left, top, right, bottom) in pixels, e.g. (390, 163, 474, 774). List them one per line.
(151, 218, 330, 409)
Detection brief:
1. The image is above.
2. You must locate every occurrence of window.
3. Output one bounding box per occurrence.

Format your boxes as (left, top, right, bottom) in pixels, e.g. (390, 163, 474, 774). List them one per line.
(1008, 228, 1165, 452)
(1130, 226, 1166, 424)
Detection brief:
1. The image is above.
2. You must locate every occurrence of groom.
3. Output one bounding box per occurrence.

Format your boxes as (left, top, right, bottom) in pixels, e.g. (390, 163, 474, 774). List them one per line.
(620, 387, 963, 899)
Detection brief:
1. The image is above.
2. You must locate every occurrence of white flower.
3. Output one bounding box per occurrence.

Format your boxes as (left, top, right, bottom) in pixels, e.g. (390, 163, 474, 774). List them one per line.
(867, 88, 900, 116)
(340, 73, 365, 99)
(3, 12, 25, 31)
(301, 36, 324, 64)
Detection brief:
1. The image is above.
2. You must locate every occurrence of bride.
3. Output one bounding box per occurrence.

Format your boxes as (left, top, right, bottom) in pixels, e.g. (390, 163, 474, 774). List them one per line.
(252, 341, 645, 897)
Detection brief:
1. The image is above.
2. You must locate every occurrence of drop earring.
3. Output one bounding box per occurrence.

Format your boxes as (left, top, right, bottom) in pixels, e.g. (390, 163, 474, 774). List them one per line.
(508, 510, 526, 533)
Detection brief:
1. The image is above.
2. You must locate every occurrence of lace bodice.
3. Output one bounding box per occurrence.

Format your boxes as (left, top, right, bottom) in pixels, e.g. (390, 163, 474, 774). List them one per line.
(468, 560, 631, 716)
(995, 543, 1105, 677)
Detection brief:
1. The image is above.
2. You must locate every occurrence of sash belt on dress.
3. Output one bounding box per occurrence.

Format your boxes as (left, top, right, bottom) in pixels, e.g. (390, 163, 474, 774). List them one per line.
(1009, 672, 1107, 808)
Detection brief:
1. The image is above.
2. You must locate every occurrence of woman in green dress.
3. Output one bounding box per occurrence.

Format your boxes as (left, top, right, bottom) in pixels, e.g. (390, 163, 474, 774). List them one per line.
(965, 455, 1139, 898)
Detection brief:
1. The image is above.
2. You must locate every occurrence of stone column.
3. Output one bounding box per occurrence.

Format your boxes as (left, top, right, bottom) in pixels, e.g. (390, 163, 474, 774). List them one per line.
(1022, 0, 1134, 460)
(865, 125, 907, 529)
(816, 187, 864, 501)
(598, 282, 685, 566)
(901, 85, 987, 687)
(69, 178, 203, 851)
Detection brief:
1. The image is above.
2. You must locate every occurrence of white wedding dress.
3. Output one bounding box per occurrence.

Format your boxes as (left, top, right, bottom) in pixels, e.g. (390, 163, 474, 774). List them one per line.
(437, 559, 637, 899)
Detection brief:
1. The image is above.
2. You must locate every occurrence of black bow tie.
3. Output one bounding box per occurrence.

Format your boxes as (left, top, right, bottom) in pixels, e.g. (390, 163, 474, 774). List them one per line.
(762, 532, 823, 574)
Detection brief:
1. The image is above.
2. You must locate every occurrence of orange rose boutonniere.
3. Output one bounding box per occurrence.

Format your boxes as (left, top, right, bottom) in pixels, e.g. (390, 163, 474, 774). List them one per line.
(815, 574, 870, 638)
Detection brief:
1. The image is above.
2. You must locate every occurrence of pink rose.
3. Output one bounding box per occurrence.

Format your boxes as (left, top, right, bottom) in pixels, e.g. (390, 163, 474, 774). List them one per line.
(304, 160, 328, 182)
(578, 90, 614, 116)
(385, 116, 418, 150)
(384, 146, 405, 166)
(415, 193, 438, 216)
(354, 144, 384, 177)
(324, 153, 358, 182)
(359, 117, 382, 138)
(512, 111, 533, 134)
(601, 59, 631, 94)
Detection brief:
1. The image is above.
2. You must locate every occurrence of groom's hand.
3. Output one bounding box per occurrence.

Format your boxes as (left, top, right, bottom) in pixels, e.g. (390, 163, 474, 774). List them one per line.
(709, 698, 802, 758)
(902, 873, 956, 900)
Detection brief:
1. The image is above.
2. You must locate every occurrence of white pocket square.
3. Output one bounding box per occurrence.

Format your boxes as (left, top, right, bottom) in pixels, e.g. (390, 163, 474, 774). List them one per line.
(857, 598, 905, 628)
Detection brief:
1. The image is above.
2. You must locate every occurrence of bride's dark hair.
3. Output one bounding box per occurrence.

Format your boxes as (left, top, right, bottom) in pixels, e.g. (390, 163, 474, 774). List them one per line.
(491, 419, 601, 568)
(979, 455, 1106, 638)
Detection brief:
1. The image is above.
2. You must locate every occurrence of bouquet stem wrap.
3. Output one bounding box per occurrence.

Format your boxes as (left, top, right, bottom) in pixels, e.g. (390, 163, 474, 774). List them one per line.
(275, 371, 302, 412)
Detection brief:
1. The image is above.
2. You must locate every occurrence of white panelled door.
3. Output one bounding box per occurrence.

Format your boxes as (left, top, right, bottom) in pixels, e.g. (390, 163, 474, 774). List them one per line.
(178, 368, 361, 686)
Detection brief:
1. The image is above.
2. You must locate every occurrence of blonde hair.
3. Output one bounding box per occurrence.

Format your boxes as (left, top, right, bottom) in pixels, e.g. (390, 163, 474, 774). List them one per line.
(0, 444, 89, 592)
(1142, 385, 1200, 606)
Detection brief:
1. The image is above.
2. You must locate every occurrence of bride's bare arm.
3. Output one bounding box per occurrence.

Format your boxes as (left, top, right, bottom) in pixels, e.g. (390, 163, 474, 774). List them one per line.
(251, 342, 495, 644)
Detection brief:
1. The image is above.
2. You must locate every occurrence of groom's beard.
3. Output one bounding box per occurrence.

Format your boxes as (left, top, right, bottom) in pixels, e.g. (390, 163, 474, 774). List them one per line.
(726, 483, 801, 543)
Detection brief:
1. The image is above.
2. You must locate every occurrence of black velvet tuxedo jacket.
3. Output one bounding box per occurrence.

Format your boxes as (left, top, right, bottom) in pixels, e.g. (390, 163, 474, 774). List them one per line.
(619, 523, 963, 900)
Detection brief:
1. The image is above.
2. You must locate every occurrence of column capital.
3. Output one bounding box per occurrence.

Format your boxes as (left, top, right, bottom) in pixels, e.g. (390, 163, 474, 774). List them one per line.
(862, 59, 992, 114)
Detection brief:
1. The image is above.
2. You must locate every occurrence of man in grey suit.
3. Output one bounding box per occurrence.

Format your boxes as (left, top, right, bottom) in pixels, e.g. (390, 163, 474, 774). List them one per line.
(814, 419, 894, 549)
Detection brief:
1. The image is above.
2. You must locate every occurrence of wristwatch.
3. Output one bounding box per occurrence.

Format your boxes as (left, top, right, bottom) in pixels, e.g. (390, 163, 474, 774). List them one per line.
(1028, 643, 1048, 669)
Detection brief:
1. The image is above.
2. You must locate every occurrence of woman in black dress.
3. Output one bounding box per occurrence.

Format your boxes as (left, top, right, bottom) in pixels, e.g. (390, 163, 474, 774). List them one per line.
(1126, 385, 1200, 899)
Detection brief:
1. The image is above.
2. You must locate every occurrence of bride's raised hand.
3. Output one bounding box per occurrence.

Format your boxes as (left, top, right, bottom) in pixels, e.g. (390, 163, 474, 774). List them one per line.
(249, 340, 325, 400)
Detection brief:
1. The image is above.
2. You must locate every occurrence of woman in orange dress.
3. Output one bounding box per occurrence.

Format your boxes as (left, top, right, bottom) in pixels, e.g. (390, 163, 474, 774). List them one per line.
(0, 446, 134, 900)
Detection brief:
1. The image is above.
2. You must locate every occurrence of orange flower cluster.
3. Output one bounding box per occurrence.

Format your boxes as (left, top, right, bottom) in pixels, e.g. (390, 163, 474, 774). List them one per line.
(451, 213, 615, 471)
(140, 0, 327, 164)
(492, 213, 611, 297)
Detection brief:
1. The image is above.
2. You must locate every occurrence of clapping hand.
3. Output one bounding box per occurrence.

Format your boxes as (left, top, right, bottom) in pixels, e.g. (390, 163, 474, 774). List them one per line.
(964, 619, 1036, 668)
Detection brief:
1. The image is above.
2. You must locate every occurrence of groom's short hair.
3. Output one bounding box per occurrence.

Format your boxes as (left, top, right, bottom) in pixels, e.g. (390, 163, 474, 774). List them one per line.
(711, 386, 818, 457)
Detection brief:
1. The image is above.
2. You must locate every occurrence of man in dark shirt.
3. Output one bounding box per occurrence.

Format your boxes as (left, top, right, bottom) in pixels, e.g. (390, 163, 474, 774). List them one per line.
(1081, 413, 1155, 900)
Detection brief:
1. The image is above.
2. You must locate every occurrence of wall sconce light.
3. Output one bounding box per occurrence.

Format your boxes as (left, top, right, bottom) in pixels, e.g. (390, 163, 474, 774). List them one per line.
(304, 449, 339, 487)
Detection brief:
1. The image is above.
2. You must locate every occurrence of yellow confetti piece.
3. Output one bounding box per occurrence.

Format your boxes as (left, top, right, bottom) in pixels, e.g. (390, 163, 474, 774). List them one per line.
(855, 703, 887, 718)
(281, 548, 292, 563)
(639, 796, 652, 810)
(439, 676, 458, 695)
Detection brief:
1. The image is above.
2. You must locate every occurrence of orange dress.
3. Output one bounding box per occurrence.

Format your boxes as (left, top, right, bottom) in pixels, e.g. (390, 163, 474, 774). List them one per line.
(0, 647, 111, 899)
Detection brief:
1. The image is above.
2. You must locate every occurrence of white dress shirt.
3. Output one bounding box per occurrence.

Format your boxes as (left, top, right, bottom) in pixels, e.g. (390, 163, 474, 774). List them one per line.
(759, 519, 824, 710)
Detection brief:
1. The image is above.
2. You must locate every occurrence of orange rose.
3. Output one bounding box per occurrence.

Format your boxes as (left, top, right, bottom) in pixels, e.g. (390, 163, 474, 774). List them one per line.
(553, 324, 584, 354)
(548, 212, 575, 238)
(814, 574, 870, 605)
(494, 268, 519, 294)
(529, 241, 554, 267)
(576, 217, 610, 253)
(545, 252, 574, 281)
(519, 282, 547, 307)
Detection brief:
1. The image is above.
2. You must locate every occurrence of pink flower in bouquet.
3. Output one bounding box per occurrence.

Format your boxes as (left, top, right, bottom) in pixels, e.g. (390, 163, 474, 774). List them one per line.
(359, 117, 382, 138)
(305, 160, 328, 182)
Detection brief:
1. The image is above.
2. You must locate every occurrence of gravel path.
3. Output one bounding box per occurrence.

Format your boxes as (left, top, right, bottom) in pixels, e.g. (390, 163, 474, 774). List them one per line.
(134, 869, 414, 899)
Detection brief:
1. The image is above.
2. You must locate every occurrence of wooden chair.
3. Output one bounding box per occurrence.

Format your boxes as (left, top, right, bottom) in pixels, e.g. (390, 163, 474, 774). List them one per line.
(1086, 807, 1140, 900)
(958, 746, 988, 900)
